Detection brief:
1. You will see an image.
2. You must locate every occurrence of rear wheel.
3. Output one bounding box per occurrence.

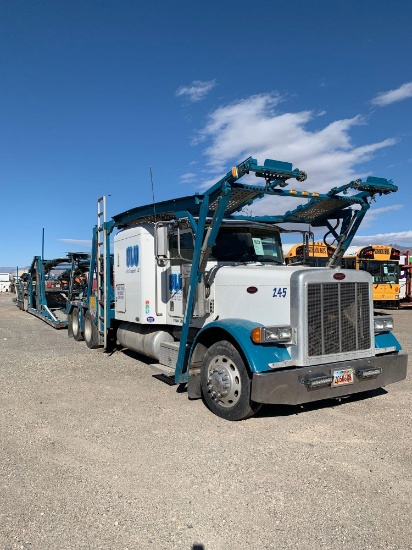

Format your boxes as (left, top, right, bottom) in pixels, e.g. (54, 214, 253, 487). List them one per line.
(84, 310, 100, 349)
(72, 308, 84, 341)
(201, 340, 262, 421)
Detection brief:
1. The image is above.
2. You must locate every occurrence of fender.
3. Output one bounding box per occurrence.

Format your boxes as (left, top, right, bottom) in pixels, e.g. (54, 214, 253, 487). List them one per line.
(191, 318, 291, 374)
(375, 331, 402, 352)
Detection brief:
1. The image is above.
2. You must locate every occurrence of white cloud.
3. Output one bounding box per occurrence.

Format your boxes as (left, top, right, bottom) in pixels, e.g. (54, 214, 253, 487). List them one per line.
(176, 80, 216, 102)
(58, 239, 92, 246)
(194, 93, 396, 216)
(361, 204, 403, 227)
(371, 82, 412, 107)
(180, 172, 197, 183)
(362, 204, 404, 223)
(351, 231, 412, 246)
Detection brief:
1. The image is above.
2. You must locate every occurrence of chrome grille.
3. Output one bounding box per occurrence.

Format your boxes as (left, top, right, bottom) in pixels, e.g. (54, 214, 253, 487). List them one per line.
(307, 282, 370, 357)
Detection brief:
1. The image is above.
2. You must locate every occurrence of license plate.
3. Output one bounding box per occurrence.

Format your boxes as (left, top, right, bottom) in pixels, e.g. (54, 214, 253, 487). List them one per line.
(332, 368, 354, 386)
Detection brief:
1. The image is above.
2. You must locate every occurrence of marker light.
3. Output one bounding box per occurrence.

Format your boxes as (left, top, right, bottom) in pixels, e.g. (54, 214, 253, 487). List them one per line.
(303, 375, 334, 388)
(374, 316, 394, 333)
(356, 367, 382, 379)
(251, 325, 293, 344)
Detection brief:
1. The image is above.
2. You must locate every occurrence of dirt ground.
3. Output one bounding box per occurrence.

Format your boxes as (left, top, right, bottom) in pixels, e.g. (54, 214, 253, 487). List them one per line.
(0, 293, 411, 550)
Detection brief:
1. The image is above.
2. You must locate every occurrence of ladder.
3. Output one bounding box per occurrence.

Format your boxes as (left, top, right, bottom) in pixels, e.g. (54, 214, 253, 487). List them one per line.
(97, 196, 108, 348)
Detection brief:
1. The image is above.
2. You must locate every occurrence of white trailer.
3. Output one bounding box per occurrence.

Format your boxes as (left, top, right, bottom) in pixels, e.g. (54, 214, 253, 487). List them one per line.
(0, 273, 11, 292)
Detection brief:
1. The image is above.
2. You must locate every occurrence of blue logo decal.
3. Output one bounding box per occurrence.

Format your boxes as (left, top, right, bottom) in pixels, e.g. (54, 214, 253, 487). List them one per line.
(169, 273, 182, 292)
(126, 245, 139, 268)
(147, 316, 155, 323)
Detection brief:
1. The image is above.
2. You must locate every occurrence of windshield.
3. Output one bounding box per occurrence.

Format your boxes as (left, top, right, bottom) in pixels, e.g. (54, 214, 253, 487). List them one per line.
(359, 260, 399, 284)
(210, 227, 284, 263)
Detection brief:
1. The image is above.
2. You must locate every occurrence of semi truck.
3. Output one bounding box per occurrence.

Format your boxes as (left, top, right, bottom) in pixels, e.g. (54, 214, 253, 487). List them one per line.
(65, 157, 407, 420)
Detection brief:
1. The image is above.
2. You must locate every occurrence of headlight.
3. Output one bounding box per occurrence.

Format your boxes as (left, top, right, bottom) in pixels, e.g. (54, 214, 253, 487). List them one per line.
(374, 316, 394, 333)
(251, 325, 293, 344)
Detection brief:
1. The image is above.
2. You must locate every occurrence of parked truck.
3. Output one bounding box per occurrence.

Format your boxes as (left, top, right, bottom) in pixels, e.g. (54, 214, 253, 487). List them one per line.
(66, 157, 407, 420)
(399, 251, 412, 307)
(0, 273, 11, 292)
(16, 252, 90, 328)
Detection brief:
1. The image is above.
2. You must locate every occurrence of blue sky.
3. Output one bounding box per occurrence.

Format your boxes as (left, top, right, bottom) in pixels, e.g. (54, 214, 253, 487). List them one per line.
(1, 0, 412, 267)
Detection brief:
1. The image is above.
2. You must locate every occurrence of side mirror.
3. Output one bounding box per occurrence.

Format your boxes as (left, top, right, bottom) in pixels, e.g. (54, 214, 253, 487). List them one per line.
(155, 225, 169, 265)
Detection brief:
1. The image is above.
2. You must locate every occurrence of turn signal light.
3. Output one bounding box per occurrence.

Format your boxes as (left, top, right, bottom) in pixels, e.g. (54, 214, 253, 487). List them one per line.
(251, 325, 293, 344)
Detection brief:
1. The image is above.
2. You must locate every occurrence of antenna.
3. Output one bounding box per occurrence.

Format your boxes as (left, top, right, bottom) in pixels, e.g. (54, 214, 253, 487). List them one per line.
(150, 166, 157, 223)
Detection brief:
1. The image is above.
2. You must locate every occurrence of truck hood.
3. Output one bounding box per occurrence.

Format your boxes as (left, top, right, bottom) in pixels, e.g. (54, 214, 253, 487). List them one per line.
(210, 263, 317, 327)
(212, 263, 317, 287)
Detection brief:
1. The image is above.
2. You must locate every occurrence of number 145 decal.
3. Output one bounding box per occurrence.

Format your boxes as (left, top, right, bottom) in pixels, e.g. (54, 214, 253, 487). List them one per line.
(273, 287, 287, 298)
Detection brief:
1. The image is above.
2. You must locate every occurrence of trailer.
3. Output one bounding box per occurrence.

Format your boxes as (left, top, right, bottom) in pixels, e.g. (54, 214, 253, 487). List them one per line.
(17, 252, 90, 328)
(0, 272, 11, 292)
(65, 157, 407, 420)
(400, 251, 412, 307)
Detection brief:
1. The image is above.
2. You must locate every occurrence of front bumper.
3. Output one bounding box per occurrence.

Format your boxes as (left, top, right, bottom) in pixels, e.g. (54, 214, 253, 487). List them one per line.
(251, 353, 408, 405)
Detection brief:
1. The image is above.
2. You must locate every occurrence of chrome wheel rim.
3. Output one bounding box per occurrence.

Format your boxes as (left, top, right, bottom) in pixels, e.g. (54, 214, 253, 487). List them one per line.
(206, 354, 241, 408)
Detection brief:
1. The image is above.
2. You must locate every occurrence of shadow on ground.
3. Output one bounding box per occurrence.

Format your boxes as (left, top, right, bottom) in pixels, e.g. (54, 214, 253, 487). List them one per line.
(115, 347, 389, 419)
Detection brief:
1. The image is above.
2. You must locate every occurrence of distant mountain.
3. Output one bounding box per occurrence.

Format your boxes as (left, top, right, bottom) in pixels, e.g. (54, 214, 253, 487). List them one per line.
(0, 267, 29, 274)
(392, 244, 412, 254)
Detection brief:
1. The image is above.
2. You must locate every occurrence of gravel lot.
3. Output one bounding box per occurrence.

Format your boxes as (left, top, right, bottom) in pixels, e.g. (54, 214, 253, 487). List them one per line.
(0, 293, 411, 550)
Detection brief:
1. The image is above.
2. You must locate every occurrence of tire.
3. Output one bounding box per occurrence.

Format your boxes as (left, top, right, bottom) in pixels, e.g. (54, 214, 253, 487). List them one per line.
(84, 310, 100, 349)
(72, 308, 84, 341)
(67, 311, 73, 337)
(200, 340, 262, 421)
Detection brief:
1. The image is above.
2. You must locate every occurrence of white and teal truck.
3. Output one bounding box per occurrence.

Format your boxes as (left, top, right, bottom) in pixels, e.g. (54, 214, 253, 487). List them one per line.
(68, 157, 408, 420)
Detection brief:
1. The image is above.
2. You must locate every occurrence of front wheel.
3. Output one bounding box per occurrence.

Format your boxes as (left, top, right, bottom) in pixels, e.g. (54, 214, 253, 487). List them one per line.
(84, 310, 100, 349)
(200, 340, 262, 421)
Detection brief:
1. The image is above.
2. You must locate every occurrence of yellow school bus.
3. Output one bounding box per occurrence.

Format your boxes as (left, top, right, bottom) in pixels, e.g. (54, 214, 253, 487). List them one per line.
(342, 245, 401, 307)
(283, 241, 336, 267)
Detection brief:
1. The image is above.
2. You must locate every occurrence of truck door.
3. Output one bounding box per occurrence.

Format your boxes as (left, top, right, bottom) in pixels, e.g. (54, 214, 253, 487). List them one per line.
(167, 229, 194, 319)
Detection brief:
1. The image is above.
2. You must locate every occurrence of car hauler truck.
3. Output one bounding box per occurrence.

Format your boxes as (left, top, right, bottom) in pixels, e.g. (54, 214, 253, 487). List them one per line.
(16, 253, 90, 328)
(67, 157, 407, 420)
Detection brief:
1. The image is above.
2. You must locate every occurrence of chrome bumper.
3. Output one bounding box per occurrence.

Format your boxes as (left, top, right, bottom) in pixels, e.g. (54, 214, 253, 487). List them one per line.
(251, 353, 408, 405)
